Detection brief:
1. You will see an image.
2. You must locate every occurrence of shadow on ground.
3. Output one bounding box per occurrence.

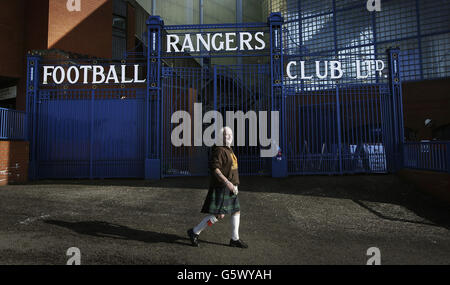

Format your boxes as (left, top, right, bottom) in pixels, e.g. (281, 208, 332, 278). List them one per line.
(44, 220, 228, 247)
(28, 174, 450, 230)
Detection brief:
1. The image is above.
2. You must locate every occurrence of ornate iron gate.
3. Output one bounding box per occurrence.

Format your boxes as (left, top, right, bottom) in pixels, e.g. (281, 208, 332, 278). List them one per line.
(25, 13, 404, 180)
(147, 13, 284, 178)
(26, 54, 147, 179)
(160, 64, 272, 177)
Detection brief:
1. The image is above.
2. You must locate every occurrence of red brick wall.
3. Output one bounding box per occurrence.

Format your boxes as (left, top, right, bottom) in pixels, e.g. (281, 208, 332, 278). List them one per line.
(0, 141, 29, 185)
(0, 0, 26, 78)
(12, 0, 115, 111)
(24, 0, 50, 52)
(48, 0, 112, 59)
(4, 0, 50, 111)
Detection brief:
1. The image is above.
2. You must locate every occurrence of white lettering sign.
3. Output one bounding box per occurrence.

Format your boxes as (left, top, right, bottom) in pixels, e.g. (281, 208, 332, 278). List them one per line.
(166, 32, 266, 53)
(41, 64, 146, 85)
(286, 60, 386, 80)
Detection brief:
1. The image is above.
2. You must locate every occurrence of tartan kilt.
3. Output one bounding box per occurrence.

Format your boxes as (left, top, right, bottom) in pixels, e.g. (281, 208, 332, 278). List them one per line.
(201, 185, 240, 215)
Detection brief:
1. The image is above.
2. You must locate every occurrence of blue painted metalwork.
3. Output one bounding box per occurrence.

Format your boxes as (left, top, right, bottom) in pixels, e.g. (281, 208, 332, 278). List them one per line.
(25, 51, 147, 179)
(284, 81, 392, 175)
(277, 0, 450, 81)
(33, 86, 146, 179)
(26, 52, 41, 180)
(159, 64, 272, 177)
(164, 23, 268, 31)
(25, 11, 417, 180)
(388, 48, 405, 172)
(403, 141, 450, 173)
(146, 16, 164, 179)
(0, 107, 27, 140)
(268, 13, 287, 177)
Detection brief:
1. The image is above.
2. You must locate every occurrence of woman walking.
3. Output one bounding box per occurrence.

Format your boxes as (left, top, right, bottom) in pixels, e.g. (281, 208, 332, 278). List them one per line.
(187, 126, 248, 248)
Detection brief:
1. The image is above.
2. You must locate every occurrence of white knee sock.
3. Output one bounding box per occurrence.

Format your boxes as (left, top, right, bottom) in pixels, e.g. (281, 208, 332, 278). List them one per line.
(193, 215, 218, 235)
(231, 213, 240, 241)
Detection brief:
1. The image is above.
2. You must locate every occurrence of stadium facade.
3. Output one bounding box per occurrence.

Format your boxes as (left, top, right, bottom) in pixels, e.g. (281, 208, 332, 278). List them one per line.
(0, 0, 448, 182)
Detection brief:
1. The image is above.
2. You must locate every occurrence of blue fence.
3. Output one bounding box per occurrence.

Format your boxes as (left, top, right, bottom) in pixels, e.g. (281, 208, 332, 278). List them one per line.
(160, 65, 273, 177)
(25, 13, 408, 180)
(284, 83, 390, 174)
(403, 141, 450, 173)
(25, 52, 148, 179)
(33, 88, 146, 179)
(0, 107, 27, 140)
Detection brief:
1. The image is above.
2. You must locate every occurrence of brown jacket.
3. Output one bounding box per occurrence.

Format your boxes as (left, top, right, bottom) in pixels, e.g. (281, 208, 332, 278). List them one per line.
(209, 146, 239, 187)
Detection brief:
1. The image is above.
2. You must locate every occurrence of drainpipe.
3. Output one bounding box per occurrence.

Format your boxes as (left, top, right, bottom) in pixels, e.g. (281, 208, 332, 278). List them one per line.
(152, 0, 156, 15)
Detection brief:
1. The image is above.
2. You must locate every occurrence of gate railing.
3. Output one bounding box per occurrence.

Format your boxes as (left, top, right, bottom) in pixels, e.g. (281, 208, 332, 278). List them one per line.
(23, 14, 419, 180)
(0, 107, 27, 140)
(403, 141, 450, 173)
(283, 83, 390, 175)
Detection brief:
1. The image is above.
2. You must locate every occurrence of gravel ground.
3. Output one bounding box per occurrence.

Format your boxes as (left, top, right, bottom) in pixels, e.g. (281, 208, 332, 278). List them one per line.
(0, 174, 449, 265)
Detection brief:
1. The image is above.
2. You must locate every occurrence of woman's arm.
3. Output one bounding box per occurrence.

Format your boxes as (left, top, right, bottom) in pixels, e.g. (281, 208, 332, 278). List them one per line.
(214, 168, 235, 193)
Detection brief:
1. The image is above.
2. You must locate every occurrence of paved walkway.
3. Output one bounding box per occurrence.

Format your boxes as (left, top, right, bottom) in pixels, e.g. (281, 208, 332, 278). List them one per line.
(0, 175, 449, 264)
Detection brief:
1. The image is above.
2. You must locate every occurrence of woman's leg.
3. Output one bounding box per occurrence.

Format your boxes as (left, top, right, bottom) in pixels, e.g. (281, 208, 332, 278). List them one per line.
(192, 214, 224, 235)
(231, 211, 240, 241)
(229, 211, 247, 248)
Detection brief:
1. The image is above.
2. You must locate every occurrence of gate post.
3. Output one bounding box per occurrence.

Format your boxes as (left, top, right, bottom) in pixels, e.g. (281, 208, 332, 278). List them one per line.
(268, 12, 287, 177)
(26, 51, 41, 181)
(145, 16, 164, 179)
(387, 48, 404, 172)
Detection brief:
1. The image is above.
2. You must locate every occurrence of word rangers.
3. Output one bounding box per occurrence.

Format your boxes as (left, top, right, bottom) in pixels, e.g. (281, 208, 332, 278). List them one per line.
(166, 32, 266, 53)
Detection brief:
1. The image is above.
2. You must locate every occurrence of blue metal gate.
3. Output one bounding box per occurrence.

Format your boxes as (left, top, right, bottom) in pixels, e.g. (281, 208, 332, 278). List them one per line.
(284, 83, 391, 174)
(160, 64, 272, 177)
(148, 13, 284, 178)
(35, 88, 145, 179)
(26, 54, 147, 179)
(283, 51, 404, 175)
(25, 13, 404, 180)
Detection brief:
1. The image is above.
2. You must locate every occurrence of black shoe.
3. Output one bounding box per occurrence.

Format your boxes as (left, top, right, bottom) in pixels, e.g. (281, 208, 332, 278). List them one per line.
(229, 239, 248, 248)
(187, 228, 199, 247)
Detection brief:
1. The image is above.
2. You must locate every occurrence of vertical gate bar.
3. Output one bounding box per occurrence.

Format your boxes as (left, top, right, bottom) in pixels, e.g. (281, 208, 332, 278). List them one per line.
(357, 87, 362, 169)
(415, 0, 424, 80)
(372, 9, 379, 84)
(336, 85, 343, 174)
(280, 21, 285, 160)
(146, 16, 163, 179)
(158, 29, 162, 177)
(90, 89, 94, 179)
(369, 87, 375, 169)
(186, 68, 190, 173)
(382, 86, 392, 172)
(387, 48, 404, 172)
(268, 12, 286, 177)
(214, 65, 217, 117)
(361, 88, 367, 171)
(146, 25, 151, 173)
(26, 53, 41, 180)
(332, 0, 338, 55)
(446, 142, 450, 173)
(340, 90, 345, 173)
